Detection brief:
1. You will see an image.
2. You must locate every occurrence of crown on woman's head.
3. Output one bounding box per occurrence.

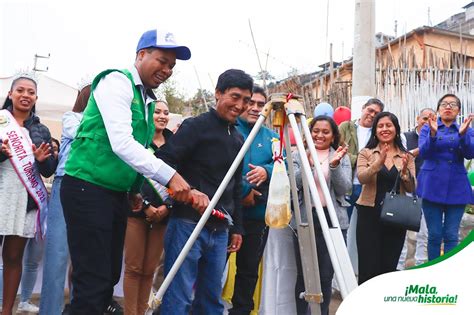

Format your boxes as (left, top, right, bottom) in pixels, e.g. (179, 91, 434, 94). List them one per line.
(13, 69, 38, 84)
(77, 75, 93, 92)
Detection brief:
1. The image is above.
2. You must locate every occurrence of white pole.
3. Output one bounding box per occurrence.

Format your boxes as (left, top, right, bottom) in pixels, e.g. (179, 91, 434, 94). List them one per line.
(285, 123, 323, 315)
(352, 0, 376, 114)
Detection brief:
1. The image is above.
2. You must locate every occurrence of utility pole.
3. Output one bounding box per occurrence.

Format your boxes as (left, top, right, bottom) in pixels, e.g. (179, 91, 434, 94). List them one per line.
(342, 41, 345, 62)
(351, 0, 375, 119)
(33, 53, 50, 73)
(329, 43, 334, 85)
(428, 7, 432, 26)
(325, 0, 330, 61)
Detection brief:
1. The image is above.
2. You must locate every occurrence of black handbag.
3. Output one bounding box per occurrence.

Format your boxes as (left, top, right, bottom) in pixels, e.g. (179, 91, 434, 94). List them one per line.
(380, 172, 422, 232)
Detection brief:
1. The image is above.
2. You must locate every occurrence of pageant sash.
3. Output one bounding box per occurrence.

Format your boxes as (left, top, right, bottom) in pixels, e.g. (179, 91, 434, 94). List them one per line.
(0, 109, 48, 237)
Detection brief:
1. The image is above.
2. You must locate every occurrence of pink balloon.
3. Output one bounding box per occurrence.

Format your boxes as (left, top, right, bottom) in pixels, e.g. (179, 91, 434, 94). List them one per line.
(333, 106, 351, 125)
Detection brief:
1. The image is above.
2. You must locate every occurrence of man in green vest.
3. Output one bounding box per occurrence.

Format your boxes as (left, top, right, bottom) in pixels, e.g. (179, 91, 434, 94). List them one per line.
(60, 29, 201, 315)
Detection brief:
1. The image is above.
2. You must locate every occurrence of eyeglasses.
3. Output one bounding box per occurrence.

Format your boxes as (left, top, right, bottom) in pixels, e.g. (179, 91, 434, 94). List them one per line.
(365, 107, 381, 115)
(249, 100, 265, 107)
(439, 102, 459, 109)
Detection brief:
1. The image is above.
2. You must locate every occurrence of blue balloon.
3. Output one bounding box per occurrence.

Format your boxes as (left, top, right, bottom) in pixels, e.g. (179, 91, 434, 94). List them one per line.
(313, 102, 334, 118)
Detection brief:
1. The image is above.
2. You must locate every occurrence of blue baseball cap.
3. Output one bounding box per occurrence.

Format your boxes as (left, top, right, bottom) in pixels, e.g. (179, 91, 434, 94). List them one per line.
(136, 29, 191, 60)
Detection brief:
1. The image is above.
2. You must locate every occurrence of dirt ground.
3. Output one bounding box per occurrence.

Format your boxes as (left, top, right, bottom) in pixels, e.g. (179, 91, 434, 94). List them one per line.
(17, 227, 469, 315)
(16, 293, 343, 315)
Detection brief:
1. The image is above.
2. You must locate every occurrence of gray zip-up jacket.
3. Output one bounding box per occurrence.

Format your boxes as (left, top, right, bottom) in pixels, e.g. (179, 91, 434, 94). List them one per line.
(291, 148, 352, 230)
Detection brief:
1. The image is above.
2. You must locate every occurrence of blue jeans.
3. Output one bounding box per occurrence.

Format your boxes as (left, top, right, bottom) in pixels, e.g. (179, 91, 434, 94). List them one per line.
(161, 217, 229, 315)
(0, 237, 44, 304)
(40, 177, 70, 315)
(422, 199, 465, 261)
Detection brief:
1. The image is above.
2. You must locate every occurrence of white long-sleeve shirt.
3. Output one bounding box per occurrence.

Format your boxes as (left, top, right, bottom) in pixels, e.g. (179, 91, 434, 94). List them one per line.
(93, 66, 175, 186)
(56, 111, 83, 177)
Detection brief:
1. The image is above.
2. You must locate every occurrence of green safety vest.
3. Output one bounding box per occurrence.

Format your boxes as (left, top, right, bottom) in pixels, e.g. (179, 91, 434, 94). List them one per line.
(65, 69, 155, 192)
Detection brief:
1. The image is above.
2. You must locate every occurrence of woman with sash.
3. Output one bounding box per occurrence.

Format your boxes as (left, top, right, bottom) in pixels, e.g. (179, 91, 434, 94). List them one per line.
(0, 75, 56, 314)
(123, 100, 174, 315)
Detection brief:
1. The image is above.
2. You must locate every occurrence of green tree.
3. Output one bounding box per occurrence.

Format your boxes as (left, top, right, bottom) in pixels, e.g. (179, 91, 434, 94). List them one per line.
(255, 70, 275, 81)
(287, 68, 299, 78)
(188, 88, 214, 116)
(155, 78, 187, 114)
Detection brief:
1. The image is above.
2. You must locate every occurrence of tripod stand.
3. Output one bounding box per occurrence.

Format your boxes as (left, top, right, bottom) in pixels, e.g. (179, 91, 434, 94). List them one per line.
(149, 93, 357, 314)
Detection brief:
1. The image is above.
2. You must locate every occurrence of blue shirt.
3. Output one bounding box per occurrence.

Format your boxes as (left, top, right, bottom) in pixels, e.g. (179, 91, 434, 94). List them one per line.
(236, 117, 278, 221)
(417, 119, 474, 205)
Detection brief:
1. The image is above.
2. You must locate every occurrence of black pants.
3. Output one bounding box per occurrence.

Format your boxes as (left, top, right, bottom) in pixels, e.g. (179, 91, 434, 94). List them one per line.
(61, 175, 128, 315)
(229, 220, 268, 315)
(293, 207, 346, 315)
(356, 204, 406, 285)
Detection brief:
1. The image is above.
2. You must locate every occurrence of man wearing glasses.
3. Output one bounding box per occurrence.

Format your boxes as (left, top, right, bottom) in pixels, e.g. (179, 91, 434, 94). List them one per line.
(339, 98, 384, 221)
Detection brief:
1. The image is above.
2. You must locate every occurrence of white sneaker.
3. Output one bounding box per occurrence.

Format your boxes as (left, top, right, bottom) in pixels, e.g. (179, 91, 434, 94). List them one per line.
(17, 301, 39, 313)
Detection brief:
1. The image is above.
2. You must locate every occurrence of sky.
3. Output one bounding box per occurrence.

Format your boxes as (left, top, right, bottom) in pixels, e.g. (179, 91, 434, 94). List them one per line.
(0, 0, 470, 98)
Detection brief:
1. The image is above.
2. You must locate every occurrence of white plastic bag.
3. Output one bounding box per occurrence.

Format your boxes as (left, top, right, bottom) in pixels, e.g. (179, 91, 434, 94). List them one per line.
(265, 139, 292, 228)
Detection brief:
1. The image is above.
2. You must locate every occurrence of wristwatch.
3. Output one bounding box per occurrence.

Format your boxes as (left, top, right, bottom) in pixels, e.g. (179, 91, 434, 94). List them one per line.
(166, 203, 173, 210)
(142, 199, 152, 212)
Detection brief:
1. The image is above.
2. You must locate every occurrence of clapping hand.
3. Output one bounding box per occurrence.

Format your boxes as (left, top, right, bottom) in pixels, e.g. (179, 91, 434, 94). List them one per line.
(428, 113, 438, 137)
(459, 114, 474, 136)
(401, 153, 408, 175)
(1, 139, 12, 158)
(378, 143, 389, 164)
(32, 142, 51, 162)
(329, 145, 348, 167)
(409, 148, 419, 157)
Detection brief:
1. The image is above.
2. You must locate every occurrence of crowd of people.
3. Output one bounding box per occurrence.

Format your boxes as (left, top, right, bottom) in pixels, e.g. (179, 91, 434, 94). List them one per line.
(0, 27, 473, 315)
